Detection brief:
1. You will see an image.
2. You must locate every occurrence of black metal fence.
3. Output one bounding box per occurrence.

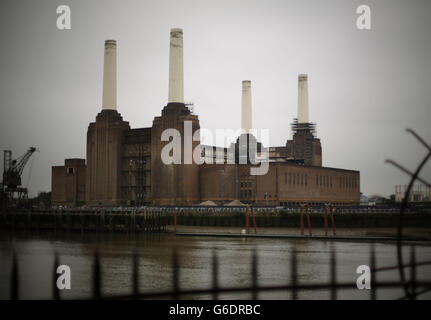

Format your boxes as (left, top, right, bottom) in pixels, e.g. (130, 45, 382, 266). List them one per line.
(8, 244, 431, 300)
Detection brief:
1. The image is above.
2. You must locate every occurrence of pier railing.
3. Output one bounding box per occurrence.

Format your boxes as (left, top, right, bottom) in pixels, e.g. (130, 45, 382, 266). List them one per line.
(0, 208, 168, 233)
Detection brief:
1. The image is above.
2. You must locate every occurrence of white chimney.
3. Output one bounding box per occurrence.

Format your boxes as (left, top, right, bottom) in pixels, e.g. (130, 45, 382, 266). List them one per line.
(297, 74, 309, 123)
(241, 80, 252, 132)
(168, 28, 184, 103)
(102, 40, 117, 110)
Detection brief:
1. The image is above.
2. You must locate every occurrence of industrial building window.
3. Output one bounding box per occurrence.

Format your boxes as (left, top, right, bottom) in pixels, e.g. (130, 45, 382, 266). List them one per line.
(67, 167, 74, 175)
(305, 174, 307, 186)
(297, 173, 299, 186)
(285, 173, 287, 184)
(330, 176, 332, 188)
(316, 175, 318, 186)
(289, 173, 291, 185)
(293, 173, 295, 185)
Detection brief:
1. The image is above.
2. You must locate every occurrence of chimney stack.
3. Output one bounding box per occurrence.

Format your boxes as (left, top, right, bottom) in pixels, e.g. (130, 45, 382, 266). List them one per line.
(297, 74, 309, 123)
(168, 28, 184, 103)
(102, 40, 117, 110)
(241, 80, 252, 132)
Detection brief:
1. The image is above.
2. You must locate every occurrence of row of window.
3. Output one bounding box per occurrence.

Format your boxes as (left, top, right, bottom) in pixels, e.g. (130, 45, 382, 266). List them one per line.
(240, 181, 252, 188)
(316, 175, 332, 188)
(284, 172, 309, 186)
(284, 172, 357, 189)
(340, 176, 358, 189)
(240, 189, 253, 198)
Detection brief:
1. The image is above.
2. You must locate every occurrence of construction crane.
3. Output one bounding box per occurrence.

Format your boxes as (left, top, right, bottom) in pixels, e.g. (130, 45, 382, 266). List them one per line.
(2, 147, 37, 201)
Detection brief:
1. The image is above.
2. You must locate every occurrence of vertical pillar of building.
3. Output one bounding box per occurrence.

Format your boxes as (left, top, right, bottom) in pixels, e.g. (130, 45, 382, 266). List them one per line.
(241, 80, 252, 133)
(86, 40, 130, 206)
(102, 40, 117, 110)
(298, 74, 309, 123)
(151, 28, 200, 206)
(168, 28, 184, 103)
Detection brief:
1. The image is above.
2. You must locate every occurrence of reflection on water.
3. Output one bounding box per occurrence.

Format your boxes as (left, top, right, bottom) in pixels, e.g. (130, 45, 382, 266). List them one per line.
(0, 229, 431, 300)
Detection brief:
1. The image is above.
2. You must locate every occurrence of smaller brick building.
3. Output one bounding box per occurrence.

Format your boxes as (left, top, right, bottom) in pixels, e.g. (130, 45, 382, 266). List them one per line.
(51, 159, 86, 206)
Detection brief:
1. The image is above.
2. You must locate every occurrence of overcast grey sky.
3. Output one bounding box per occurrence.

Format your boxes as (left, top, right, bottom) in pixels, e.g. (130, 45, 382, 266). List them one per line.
(0, 0, 430, 197)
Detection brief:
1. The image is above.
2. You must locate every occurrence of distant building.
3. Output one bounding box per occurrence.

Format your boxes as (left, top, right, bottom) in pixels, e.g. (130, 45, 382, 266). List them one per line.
(51, 29, 360, 207)
(395, 184, 431, 203)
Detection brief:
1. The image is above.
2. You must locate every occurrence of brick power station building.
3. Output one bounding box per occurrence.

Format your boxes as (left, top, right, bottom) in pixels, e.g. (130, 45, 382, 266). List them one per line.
(51, 29, 360, 207)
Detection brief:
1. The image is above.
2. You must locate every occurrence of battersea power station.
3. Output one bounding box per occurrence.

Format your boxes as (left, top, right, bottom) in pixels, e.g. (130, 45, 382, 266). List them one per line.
(51, 28, 360, 207)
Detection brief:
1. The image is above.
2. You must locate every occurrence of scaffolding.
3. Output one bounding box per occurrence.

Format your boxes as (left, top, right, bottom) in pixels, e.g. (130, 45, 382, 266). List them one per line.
(290, 119, 317, 166)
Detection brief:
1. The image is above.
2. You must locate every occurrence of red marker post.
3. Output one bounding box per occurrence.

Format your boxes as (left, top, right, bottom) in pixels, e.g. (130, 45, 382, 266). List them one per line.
(330, 207, 336, 236)
(324, 204, 329, 236)
(251, 207, 257, 233)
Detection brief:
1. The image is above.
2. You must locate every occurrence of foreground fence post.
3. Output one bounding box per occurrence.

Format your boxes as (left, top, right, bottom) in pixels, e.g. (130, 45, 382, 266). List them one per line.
(370, 245, 376, 300)
(132, 251, 139, 298)
(53, 252, 59, 300)
(212, 250, 218, 300)
(252, 249, 258, 299)
(173, 250, 179, 299)
(291, 249, 298, 300)
(11, 253, 18, 300)
(330, 250, 337, 300)
(93, 252, 101, 299)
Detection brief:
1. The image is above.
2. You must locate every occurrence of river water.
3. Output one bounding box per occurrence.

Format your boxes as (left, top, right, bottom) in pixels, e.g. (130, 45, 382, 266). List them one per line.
(1, 227, 431, 300)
